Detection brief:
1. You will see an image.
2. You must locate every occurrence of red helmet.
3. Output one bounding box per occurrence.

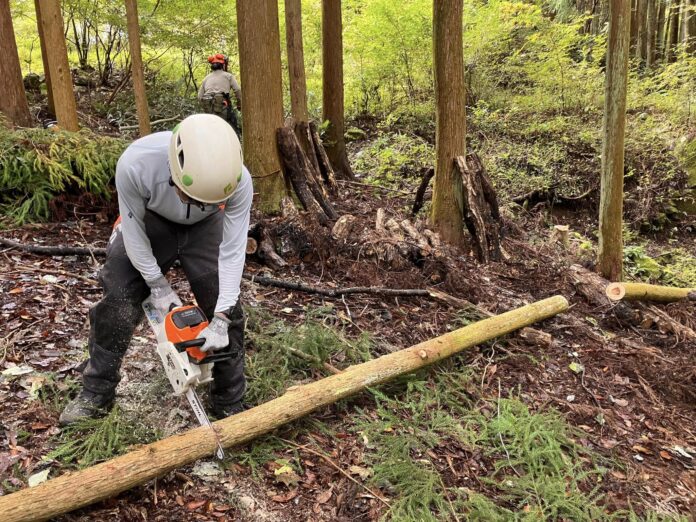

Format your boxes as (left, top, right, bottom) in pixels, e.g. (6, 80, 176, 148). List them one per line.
(207, 53, 226, 65)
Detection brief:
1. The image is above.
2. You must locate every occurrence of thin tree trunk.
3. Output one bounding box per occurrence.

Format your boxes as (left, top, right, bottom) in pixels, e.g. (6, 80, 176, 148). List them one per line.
(431, 0, 466, 247)
(656, 0, 667, 60)
(285, 0, 309, 123)
(124, 0, 151, 136)
(598, 0, 631, 281)
(646, 0, 657, 66)
(0, 0, 32, 127)
(667, 0, 681, 60)
(321, 0, 354, 180)
(0, 296, 569, 522)
(685, 0, 696, 51)
(34, 0, 55, 116)
(630, 0, 639, 51)
(237, 0, 287, 214)
(38, 0, 79, 131)
(637, 0, 647, 61)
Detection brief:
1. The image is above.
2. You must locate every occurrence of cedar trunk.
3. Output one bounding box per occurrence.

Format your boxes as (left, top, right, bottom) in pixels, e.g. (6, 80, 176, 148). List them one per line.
(0, 296, 568, 522)
(34, 0, 55, 116)
(124, 0, 151, 136)
(321, 0, 354, 179)
(666, 0, 681, 60)
(0, 0, 32, 127)
(237, 0, 287, 214)
(38, 0, 79, 131)
(285, 0, 309, 123)
(431, 0, 466, 247)
(656, 0, 666, 60)
(598, 0, 631, 281)
(646, 0, 657, 66)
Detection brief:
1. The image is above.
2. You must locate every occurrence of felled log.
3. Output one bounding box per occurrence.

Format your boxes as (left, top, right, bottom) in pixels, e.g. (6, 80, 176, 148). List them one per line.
(455, 154, 501, 263)
(0, 237, 106, 256)
(0, 296, 568, 522)
(569, 264, 696, 340)
(606, 282, 696, 303)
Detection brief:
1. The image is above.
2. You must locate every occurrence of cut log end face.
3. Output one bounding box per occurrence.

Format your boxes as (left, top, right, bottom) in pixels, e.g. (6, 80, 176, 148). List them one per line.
(605, 283, 626, 301)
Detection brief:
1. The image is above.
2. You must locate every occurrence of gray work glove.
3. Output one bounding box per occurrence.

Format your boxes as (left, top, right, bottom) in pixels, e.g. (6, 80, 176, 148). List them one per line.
(148, 276, 182, 316)
(197, 315, 231, 353)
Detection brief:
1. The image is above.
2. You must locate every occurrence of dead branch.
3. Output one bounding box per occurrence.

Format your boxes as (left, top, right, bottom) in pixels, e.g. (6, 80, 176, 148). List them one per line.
(412, 167, 434, 215)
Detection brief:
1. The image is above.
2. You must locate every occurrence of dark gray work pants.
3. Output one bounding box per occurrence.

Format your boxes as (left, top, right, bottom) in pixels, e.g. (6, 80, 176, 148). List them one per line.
(82, 210, 245, 408)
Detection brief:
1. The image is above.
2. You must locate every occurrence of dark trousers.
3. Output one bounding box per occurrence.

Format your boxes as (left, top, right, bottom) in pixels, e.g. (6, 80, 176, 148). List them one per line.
(83, 210, 245, 407)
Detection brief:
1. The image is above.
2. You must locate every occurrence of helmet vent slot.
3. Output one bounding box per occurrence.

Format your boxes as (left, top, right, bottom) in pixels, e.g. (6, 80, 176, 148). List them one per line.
(178, 150, 185, 169)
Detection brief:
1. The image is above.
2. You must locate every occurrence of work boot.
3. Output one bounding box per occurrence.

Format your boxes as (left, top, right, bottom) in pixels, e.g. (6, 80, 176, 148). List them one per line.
(59, 390, 114, 426)
(210, 401, 245, 420)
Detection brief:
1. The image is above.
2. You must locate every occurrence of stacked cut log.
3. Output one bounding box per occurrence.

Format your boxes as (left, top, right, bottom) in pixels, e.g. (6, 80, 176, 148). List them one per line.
(332, 208, 441, 269)
(455, 153, 502, 263)
(569, 264, 696, 341)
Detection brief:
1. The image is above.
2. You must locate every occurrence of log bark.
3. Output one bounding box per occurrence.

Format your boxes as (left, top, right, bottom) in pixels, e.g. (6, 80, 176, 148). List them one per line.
(124, 0, 151, 136)
(432, 0, 466, 247)
(455, 154, 502, 263)
(276, 126, 336, 225)
(0, 0, 32, 127)
(411, 167, 435, 215)
(598, 0, 631, 281)
(309, 120, 339, 194)
(0, 296, 568, 522)
(606, 282, 696, 302)
(38, 0, 79, 131)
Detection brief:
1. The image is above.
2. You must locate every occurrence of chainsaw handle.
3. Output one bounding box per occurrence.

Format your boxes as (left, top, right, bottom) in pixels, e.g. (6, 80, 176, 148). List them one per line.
(174, 338, 206, 350)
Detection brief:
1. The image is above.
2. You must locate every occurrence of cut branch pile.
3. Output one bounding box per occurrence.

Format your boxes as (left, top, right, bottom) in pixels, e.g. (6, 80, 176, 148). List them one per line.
(331, 208, 441, 269)
(0, 296, 568, 522)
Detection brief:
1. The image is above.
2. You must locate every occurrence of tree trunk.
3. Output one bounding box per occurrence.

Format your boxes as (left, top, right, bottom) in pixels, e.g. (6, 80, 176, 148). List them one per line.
(656, 0, 667, 60)
(685, 0, 696, 51)
(0, 296, 568, 522)
(124, 0, 151, 136)
(38, 0, 79, 131)
(431, 0, 467, 247)
(636, 0, 647, 60)
(34, 0, 55, 116)
(606, 282, 696, 302)
(0, 0, 32, 127)
(666, 0, 682, 60)
(598, 0, 631, 281)
(630, 0, 639, 51)
(646, 0, 657, 66)
(237, 0, 287, 214)
(321, 0, 354, 180)
(285, 0, 309, 123)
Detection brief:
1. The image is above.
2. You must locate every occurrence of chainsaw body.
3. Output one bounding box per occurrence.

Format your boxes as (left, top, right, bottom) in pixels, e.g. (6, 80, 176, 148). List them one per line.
(142, 300, 225, 395)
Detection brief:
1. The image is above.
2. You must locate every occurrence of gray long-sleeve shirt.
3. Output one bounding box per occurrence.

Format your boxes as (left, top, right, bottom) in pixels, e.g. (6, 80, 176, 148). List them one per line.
(114, 131, 253, 313)
(197, 70, 241, 103)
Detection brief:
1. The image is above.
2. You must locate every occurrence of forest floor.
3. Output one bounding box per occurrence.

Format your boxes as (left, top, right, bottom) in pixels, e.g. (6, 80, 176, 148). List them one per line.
(1, 180, 695, 520)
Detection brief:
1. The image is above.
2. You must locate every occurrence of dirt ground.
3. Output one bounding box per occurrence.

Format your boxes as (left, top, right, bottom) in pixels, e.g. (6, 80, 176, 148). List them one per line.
(0, 187, 694, 521)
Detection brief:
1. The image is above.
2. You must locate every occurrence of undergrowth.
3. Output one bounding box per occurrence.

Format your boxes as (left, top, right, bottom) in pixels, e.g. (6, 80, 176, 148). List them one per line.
(0, 121, 125, 224)
(624, 245, 696, 287)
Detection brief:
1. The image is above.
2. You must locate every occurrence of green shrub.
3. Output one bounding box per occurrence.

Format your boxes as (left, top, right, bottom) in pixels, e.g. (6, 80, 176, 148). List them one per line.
(0, 122, 126, 224)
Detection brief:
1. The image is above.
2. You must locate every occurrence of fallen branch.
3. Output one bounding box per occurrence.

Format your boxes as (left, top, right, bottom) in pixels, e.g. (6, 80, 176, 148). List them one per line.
(119, 115, 180, 131)
(411, 167, 434, 215)
(0, 237, 106, 256)
(0, 296, 568, 521)
(606, 282, 696, 303)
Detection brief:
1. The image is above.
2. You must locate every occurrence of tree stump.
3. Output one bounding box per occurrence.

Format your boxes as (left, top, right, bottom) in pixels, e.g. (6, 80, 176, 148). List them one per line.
(455, 154, 502, 263)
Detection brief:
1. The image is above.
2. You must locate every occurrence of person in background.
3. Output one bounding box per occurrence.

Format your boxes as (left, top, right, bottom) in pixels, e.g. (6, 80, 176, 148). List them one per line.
(198, 54, 242, 137)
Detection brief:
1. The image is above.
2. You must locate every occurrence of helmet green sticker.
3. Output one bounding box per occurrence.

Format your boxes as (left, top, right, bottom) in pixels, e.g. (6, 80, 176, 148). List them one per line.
(182, 174, 193, 186)
(224, 182, 233, 195)
(172, 123, 180, 133)
(237, 173, 242, 183)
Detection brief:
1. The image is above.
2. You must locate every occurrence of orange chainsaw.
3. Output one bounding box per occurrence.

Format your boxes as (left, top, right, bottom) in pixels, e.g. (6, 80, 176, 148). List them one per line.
(142, 299, 232, 460)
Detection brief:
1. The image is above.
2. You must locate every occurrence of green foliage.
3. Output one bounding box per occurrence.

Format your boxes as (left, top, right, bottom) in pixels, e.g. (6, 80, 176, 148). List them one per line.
(244, 305, 373, 405)
(624, 245, 696, 287)
(353, 130, 434, 189)
(48, 406, 159, 468)
(0, 122, 125, 223)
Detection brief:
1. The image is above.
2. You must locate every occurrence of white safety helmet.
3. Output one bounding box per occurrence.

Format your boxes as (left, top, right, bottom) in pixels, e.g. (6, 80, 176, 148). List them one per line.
(168, 114, 243, 204)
